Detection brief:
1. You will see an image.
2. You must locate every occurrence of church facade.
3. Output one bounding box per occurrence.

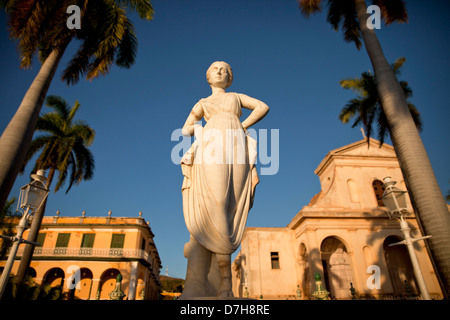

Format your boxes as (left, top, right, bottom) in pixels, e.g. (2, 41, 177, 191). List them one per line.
(232, 138, 444, 300)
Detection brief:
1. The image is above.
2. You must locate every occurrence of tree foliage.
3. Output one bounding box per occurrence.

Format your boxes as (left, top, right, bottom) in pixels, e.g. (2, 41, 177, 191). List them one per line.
(338, 57, 422, 145)
(2, 274, 63, 300)
(0, 197, 19, 259)
(298, 0, 408, 49)
(1, 0, 154, 84)
(21, 95, 95, 193)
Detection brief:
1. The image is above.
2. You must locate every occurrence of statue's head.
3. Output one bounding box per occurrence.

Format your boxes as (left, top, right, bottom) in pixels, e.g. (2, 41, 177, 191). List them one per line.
(206, 61, 233, 89)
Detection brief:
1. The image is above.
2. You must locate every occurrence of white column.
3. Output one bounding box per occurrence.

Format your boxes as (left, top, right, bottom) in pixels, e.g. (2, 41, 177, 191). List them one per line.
(127, 261, 139, 300)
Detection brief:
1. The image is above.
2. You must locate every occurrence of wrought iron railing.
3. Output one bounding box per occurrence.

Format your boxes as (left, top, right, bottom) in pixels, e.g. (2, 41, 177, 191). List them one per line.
(12, 247, 154, 265)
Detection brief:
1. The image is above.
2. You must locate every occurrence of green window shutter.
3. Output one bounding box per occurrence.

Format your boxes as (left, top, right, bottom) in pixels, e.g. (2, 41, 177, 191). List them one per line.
(36, 233, 46, 246)
(81, 234, 95, 248)
(110, 234, 125, 249)
(56, 233, 70, 247)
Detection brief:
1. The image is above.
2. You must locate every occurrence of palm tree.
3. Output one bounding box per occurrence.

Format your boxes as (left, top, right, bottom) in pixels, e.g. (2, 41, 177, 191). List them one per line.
(22, 95, 95, 193)
(298, 0, 450, 297)
(14, 95, 95, 286)
(339, 57, 422, 146)
(0, 0, 153, 212)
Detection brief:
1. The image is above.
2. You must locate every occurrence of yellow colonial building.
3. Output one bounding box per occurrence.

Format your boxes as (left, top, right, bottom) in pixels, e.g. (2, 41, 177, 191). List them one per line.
(232, 138, 445, 300)
(0, 212, 162, 300)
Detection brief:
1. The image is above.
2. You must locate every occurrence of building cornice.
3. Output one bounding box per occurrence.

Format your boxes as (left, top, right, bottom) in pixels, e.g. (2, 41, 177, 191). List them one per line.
(287, 209, 416, 230)
(314, 138, 397, 176)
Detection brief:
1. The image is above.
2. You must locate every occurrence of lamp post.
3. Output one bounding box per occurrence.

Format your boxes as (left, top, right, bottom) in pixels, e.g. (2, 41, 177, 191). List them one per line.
(0, 170, 49, 299)
(381, 176, 432, 300)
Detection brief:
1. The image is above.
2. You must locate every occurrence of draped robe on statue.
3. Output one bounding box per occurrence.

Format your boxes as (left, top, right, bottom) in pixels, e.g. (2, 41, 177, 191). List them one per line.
(181, 92, 259, 255)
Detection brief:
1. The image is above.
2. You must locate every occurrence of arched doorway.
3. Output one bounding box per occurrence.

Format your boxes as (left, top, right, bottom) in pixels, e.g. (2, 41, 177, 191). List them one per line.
(43, 267, 65, 288)
(320, 237, 354, 299)
(383, 236, 418, 297)
(71, 268, 94, 300)
(97, 268, 121, 300)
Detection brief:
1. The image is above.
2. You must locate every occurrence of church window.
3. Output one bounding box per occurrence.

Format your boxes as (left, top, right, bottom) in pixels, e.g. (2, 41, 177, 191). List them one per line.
(372, 180, 386, 206)
(271, 252, 280, 269)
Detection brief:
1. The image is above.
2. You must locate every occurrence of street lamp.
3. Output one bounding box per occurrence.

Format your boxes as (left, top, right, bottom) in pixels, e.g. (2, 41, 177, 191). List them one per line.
(381, 176, 432, 300)
(0, 170, 49, 299)
(380, 177, 408, 219)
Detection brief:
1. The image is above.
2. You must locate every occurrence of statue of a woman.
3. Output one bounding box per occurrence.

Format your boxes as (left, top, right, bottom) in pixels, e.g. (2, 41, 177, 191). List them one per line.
(180, 61, 269, 298)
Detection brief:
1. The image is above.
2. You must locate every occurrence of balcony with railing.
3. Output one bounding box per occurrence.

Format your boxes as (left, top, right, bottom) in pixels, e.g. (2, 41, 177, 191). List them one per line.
(9, 247, 155, 267)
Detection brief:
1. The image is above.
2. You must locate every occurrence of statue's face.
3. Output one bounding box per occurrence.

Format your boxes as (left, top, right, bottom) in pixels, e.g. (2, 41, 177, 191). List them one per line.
(208, 62, 230, 89)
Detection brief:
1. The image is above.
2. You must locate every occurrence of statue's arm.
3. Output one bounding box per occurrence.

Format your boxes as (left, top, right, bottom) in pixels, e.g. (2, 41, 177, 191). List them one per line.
(238, 94, 270, 130)
(182, 102, 204, 136)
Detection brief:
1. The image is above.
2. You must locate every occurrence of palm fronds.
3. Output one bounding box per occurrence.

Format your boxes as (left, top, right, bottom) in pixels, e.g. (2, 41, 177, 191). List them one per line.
(298, 0, 408, 49)
(339, 57, 422, 145)
(372, 0, 408, 25)
(5, 0, 154, 82)
(22, 95, 95, 193)
(328, 0, 362, 49)
(298, 0, 323, 17)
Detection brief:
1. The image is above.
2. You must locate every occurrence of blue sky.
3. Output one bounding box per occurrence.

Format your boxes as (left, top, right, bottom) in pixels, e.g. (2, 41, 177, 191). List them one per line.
(1, 0, 449, 279)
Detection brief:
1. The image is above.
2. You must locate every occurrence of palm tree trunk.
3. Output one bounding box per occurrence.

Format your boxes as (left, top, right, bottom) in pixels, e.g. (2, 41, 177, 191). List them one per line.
(0, 44, 68, 212)
(354, 0, 450, 298)
(15, 166, 55, 286)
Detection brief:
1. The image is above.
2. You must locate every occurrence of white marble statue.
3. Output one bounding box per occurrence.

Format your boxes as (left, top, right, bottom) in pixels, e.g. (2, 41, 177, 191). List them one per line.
(179, 61, 269, 299)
